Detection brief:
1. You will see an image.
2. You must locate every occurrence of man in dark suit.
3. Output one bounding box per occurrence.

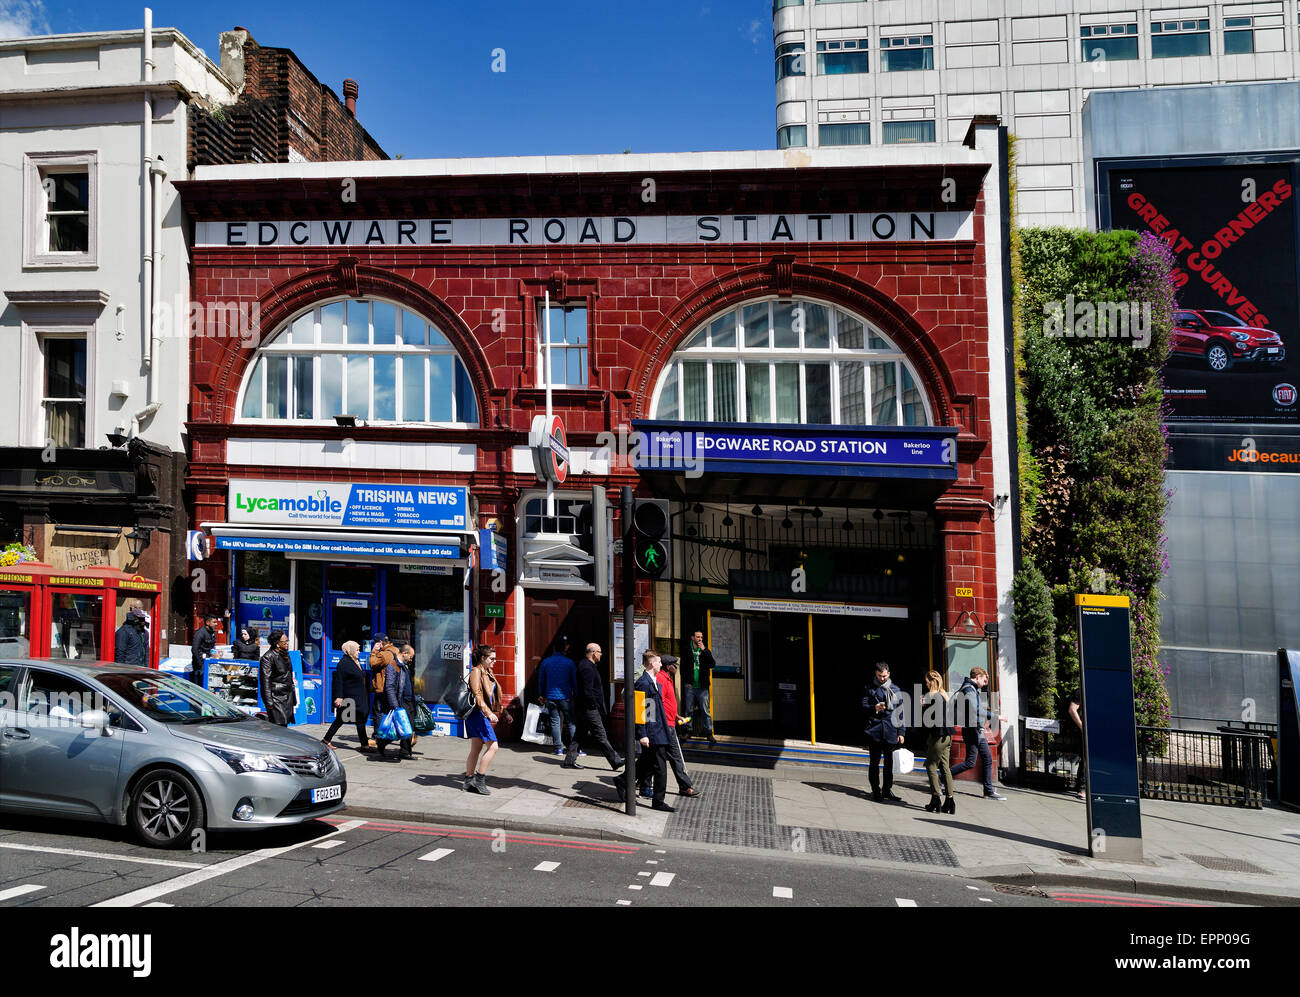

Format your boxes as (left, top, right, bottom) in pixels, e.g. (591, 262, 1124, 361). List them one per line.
(564, 643, 625, 771)
(681, 629, 717, 745)
(190, 614, 220, 687)
(617, 650, 674, 812)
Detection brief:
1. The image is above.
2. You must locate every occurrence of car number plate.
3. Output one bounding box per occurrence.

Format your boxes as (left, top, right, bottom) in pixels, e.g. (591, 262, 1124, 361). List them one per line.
(1268, 347, 1279, 354)
(312, 785, 342, 803)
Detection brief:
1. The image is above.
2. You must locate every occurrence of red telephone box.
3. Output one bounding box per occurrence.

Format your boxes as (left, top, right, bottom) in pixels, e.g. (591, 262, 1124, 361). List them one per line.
(0, 563, 161, 665)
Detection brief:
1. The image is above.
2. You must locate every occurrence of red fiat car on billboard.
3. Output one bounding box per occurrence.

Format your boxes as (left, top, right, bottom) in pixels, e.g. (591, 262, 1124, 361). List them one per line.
(1172, 309, 1287, 372)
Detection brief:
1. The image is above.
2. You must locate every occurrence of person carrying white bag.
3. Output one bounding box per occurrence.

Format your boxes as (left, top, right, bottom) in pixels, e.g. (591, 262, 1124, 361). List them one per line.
(862, 661, 907, 804)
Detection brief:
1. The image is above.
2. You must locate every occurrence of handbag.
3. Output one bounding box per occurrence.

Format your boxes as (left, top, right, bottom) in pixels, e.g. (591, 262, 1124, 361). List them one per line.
(522, 702, 549, 744)
(892, 747, 916, 776)
(411, 698, 436, 734)
(441, 677, 476, 719)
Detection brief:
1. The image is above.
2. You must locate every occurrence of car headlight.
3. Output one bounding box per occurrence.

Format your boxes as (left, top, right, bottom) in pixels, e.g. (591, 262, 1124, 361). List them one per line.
(1231, 331, 1251, 341)
(205, 745, 293, 775)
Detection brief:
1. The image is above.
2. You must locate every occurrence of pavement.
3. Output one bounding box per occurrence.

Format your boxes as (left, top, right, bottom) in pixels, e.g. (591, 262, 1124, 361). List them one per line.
(307, 724, 1300, 905)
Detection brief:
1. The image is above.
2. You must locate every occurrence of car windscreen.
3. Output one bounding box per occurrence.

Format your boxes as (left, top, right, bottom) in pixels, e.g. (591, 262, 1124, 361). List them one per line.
(98, 671, 250, 724)
(1202, 310, 1247, 327)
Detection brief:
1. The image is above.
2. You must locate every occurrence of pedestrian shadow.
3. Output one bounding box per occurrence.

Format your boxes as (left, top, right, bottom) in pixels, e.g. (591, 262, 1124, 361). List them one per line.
(804, 781, 872, 802)
(911, 817, 1089, 856)
(406, 773, 567, 793)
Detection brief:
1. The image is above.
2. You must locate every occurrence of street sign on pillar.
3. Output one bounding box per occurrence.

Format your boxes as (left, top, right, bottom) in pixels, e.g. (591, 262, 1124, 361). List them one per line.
(1075, 593, 1143, 863)
(631, 499, 671, 579)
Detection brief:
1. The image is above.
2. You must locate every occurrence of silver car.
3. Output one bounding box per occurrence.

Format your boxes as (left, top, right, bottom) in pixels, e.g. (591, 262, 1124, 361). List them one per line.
(0, 659, 347, 848)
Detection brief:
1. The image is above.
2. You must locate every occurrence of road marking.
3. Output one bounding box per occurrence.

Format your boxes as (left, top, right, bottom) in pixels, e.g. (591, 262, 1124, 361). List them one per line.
(650, 872, 675, 887)
(90, 819, 368, 908)
(895, 898, 918, 907)
(321, 818, 638, 855)
(313, 840, 345, 850)
(978, 897, 993, 903)
(654, 849, 666, 854)
(627, 884, 643, 890)
(143, 902, 173, 908)
(419, 848, 455, 863)
(0, 884, 44, 902)
(966, 885, 979, 890)
(638, 871, 651, 877)
(646, 859, 659, 865)
(772, 886, 793, 899)
(534, 861, 561, 873)
(0, 842, 203, 870)
(616, 900, 632, 906)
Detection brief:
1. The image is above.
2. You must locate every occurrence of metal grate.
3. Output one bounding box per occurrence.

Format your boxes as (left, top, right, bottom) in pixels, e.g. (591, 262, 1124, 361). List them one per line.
(994, 883, 1050, 897)
(1058, 857, 1084, 866)
(664, 771, 957, 866)
(1183, 854, 1272, 875)
(562, 796, 618, 811)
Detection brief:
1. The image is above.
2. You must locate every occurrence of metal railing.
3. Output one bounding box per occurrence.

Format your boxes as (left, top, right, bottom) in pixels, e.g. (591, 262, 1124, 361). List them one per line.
(1015, 715, 1277, 808)
(1137, 723, 1273, 809)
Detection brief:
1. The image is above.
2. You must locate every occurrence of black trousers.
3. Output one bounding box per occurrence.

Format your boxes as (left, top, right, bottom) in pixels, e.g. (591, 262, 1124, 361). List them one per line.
(635, 743, 668, 805)
(324, 699, 368, 745)
(565, 706, 621, 768)
(867, 741, 896, 793)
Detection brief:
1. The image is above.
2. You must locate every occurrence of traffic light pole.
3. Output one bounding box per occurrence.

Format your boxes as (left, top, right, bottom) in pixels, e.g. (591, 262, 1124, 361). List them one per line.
(622, 485, 636, 816)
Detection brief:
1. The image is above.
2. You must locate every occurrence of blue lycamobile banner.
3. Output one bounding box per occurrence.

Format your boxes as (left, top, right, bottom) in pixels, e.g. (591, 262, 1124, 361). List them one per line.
(629, 421, 959, 479)
(228, 479, 468, 531)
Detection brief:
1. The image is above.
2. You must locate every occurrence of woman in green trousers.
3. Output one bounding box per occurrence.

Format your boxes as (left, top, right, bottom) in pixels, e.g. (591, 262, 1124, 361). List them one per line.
(921, 670, 956, 814)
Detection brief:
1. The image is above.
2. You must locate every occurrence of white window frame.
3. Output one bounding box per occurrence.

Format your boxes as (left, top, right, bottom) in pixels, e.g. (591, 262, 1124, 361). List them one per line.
(235, 296, 479, 427)
(649, 297, 934, 428)
(23, 151, 99, 269)
(536, 302, 590, 388)
(23, 327, 95, 448)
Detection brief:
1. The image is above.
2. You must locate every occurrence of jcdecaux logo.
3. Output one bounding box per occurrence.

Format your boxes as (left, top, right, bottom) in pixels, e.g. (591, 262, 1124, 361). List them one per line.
(234, 487, 342, 516)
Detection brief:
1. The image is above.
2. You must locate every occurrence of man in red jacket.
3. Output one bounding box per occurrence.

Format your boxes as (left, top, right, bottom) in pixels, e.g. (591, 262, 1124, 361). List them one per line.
(653, 655, 702, 799)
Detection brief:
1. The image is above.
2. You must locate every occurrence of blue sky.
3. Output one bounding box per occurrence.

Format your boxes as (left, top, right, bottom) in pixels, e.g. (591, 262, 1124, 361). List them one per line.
(9, 0, 777, 158)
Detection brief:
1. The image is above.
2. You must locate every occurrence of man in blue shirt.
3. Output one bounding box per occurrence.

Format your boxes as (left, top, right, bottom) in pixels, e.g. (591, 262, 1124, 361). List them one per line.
(537, 636, 578, 757)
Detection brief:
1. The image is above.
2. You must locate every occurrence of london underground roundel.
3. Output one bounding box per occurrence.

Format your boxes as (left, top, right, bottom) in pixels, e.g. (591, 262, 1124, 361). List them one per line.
(529, 413, 569, 484)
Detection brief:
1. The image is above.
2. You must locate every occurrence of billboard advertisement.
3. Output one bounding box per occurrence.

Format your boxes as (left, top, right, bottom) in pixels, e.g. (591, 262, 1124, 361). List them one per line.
(1105, 162, 1299, 424)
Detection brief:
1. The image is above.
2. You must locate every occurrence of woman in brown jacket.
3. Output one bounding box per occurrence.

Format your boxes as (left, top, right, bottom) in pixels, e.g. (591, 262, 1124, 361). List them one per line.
(463, 644, 502, 795)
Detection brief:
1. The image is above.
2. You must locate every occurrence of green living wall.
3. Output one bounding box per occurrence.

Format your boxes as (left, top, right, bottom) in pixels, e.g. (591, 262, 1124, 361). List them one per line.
(1011, 226, 1175, 731)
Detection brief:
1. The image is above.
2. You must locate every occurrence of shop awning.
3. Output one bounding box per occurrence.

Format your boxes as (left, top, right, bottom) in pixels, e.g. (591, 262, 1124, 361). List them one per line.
(205, 525, 468, 563)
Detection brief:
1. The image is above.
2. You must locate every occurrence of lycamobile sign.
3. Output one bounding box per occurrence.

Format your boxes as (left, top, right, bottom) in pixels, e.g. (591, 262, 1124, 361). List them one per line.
(228, 479, 468, 531)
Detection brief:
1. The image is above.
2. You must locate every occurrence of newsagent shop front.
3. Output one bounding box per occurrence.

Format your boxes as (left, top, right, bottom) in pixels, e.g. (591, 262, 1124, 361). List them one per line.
(180, 132, 1019, 760)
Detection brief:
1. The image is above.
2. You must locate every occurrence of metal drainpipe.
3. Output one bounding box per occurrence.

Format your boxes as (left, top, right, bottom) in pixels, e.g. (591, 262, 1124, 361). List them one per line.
(142, 8, 155, 403)
(149, 154, 167, 415)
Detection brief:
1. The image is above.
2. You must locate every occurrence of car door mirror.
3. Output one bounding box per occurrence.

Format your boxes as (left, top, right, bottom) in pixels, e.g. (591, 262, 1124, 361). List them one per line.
(79, 709, 112, 735)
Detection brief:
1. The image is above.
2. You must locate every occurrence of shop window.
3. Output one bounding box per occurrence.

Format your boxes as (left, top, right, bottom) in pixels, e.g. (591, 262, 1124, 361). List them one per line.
(879, 33, 934, 71)
(238, 298, 479, 425)
(1151, 18, 1211, 57)
(537, 303, 588, 387)
(1080, 20, 1139, 62)
(651, 298, 933, 427)
(816, 38, 869, 75)
(40, 335, 87, 448)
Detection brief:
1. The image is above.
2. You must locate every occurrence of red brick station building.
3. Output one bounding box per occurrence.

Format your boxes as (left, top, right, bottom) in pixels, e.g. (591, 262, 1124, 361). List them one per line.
(178, 123, 1018, 763)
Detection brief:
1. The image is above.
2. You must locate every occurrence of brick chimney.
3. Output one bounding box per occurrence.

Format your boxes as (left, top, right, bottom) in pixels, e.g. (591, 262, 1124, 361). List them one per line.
(343, 78, 358, 116)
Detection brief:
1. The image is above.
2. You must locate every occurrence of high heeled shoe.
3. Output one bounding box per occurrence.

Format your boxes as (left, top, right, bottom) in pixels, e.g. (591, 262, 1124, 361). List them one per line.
(942, 796, 956, 815)
(924, 795, 942, 812)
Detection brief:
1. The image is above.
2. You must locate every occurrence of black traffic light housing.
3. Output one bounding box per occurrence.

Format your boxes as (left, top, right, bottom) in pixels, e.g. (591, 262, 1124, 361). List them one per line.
(631, 498, 672, 579)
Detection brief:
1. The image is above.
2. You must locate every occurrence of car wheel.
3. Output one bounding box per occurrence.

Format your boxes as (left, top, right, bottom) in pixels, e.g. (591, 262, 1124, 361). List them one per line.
(1206, 343, 1233, 372)
(129, 769, 205, 849)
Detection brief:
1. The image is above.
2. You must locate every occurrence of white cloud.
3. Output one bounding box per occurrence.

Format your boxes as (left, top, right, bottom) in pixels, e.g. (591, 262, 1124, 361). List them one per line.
(0, 0, 51, 40)
(743, 17, 765, 51)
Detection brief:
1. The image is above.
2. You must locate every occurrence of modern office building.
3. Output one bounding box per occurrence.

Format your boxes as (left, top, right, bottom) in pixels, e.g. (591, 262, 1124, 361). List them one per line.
(773, 0, 1299, 227)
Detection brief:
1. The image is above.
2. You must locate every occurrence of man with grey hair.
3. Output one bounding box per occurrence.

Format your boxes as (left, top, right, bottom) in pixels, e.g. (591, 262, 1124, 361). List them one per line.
(564, 643, 624, 771)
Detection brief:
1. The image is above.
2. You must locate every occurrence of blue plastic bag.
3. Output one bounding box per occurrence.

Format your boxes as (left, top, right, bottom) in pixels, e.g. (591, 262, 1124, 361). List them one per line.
(377, 710, 398, 741)
(393, 707, 414, 738)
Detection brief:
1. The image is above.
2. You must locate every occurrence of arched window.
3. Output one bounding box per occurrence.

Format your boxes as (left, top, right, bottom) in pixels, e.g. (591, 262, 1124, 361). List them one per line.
(650, 297, 932, 426)
(238, 298, 479, 425)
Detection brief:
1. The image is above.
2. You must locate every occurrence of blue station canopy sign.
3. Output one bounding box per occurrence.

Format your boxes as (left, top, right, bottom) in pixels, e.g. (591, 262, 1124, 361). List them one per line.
(629, 421, 959, 479)
(228, 478, 469, 531)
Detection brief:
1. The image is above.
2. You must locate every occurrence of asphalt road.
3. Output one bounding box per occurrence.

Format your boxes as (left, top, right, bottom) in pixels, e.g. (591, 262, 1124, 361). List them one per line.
(0, 813, 1220, 908)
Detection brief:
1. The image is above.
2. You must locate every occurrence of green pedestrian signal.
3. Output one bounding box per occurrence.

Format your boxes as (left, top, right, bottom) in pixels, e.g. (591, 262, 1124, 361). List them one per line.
(631, 499, 672, 580)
